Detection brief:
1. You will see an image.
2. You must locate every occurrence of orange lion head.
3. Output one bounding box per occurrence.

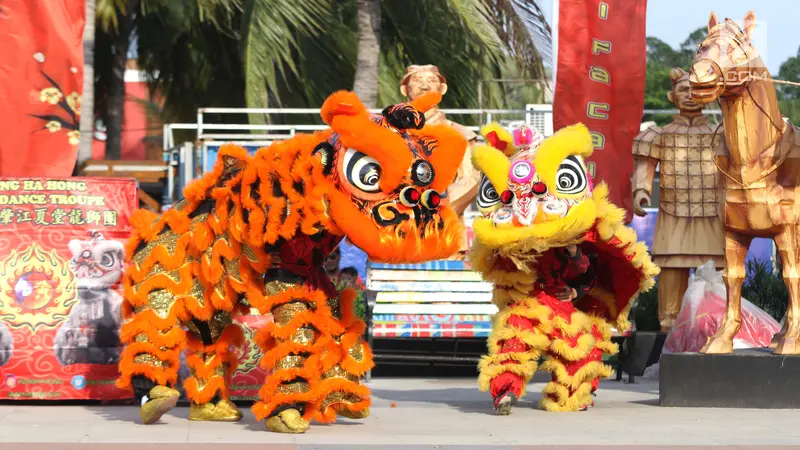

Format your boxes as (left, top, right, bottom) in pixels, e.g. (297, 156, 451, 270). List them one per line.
(315, 91, 467, 262)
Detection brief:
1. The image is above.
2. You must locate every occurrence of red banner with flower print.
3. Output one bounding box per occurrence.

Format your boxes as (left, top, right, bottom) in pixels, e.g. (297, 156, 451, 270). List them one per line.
(0, 177, 271, 400)
(553, 0, 647, 223)
(0, 0, 86, 177)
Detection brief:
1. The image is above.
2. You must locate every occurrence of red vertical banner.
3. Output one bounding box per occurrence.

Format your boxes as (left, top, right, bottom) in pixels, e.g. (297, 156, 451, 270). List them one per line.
(0, 178, 136, 399)
(553, 0, 647, 222)
(0, 0, 86, 177)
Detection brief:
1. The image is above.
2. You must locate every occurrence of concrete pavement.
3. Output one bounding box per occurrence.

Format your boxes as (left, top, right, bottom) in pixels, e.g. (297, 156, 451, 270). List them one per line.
(1, 377, 799, 448)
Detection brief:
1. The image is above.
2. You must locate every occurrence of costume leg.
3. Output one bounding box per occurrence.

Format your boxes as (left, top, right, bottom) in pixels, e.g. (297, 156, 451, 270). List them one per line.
(117, 287, 185, 424)
(118, 214, 210, 424)
(657, 268, 690, 331)
(539, 306, 613, 412)
(183, 312, 245, 421)
(250, 271, 341, 433)
(315, 288, 374, 422)
(478, 296, 551, 415)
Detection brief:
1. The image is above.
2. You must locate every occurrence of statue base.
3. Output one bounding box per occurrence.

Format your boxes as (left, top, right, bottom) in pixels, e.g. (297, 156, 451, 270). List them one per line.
(659, 348, 800, 408)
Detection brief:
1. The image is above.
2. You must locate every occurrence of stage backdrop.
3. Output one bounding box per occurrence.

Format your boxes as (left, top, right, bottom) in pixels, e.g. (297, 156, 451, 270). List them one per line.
(553, 0, 648, 222)
(0, 177, 269, 400)
(0, 178, 135, 399)
(0, 0, 86, 177)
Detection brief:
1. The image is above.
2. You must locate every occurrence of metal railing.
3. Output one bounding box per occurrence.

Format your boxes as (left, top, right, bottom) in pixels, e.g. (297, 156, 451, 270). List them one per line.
(161, 106, 723, 204)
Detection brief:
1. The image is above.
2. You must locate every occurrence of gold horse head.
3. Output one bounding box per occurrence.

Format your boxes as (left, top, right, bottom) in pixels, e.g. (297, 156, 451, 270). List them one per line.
(689, 10, 765, 104)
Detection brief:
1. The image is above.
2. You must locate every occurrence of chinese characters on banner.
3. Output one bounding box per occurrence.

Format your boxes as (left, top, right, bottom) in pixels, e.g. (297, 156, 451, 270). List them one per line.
(0, 178, 135, 399)
(0, 178, 269, 401)
(553, 0, 648, 223)
(0, 0, 86, 177)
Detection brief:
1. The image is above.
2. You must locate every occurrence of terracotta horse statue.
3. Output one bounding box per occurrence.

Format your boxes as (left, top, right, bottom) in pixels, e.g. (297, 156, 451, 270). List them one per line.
(689, 10, 800, 355)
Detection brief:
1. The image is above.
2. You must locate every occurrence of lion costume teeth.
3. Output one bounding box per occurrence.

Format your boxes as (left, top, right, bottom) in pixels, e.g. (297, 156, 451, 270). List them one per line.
(117, 91, 467, 432)
(469, 123, 658, 413)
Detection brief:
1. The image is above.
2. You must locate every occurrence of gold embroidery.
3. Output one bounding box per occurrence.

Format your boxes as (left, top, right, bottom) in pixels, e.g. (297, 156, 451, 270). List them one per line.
(276, 381, 310, 395)
(134, 353, 164, 367)
(147, 289, 175, 319)
(273, 302, 308, 325)
(290, 327, 315, 345)
(275, 355, 307, 370)
(264, 280, 300, 298)
(322, 365, 359, 383)
(348, 341, 365, 363)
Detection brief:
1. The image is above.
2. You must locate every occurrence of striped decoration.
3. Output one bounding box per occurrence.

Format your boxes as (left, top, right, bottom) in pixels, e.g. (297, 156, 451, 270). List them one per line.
(369, 260, 470, 271)
(367, 261, 494, 338)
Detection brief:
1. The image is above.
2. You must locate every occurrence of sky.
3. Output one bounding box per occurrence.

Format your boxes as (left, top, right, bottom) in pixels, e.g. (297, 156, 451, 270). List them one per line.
(539, 0, 799, 74)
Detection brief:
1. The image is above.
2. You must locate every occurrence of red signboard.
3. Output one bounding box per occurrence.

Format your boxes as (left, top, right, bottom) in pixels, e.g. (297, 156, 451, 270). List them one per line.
(0, 177, 269, 400)
(0, 177, 135, 399)
(553, 0, 647, 222)
(0, 0, 86, 177)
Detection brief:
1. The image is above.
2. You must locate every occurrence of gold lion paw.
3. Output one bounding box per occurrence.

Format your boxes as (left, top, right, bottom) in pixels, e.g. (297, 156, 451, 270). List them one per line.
(140, 386, 180, 425)
(265, 408, 310, 434)
(336, 406, 370, 419)
(189, 400, 243, 422)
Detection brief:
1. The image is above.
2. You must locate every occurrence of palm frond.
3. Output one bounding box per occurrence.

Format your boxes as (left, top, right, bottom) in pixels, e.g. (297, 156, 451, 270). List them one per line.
(240, 0, 331, 123)
(96, 0, 129, 31)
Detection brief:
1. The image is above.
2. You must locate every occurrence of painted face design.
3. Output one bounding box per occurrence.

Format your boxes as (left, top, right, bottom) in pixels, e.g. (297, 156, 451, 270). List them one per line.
(477, 150, 593, 227)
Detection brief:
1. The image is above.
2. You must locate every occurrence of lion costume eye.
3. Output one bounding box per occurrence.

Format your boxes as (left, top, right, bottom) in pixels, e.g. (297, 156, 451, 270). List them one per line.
(343, 148, 382, 193)
(555, 155, 588, 195)
(477, 175, 500, 209)
(100, 252, 116, 268)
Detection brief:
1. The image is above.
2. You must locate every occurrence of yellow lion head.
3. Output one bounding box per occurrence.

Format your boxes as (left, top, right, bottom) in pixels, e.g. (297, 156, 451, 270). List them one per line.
(471, 123, 613, 252)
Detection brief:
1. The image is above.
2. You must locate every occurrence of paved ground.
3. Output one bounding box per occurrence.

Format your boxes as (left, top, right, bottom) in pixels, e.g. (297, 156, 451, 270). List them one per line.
(1, 377, 800, 448)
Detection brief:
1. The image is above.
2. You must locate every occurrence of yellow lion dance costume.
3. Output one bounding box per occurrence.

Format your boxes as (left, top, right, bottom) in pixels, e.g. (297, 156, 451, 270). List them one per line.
(117, 91, 466, 433)
(470, 123, 659, 414)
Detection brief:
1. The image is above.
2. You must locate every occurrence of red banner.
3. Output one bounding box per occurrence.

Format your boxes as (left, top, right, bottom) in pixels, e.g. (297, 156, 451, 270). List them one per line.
(0, 177, 135, 399)
(0, 177, 269, 400)
(0, 0, 86, 177)
(553, 0, 647, 222)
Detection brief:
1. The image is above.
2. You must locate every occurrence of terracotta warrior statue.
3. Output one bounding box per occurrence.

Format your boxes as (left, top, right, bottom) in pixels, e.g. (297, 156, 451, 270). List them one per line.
(401, 65, 481, 218)
(631, 67, 725, 331)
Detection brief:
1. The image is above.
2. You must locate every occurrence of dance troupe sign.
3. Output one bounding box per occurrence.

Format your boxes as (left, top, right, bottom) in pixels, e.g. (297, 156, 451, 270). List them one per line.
(0, 178, 268, 401)
(553, 0, 648, 222)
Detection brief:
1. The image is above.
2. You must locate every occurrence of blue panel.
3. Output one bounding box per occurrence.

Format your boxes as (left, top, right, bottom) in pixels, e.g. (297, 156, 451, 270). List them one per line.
(339, 239, 368, 281)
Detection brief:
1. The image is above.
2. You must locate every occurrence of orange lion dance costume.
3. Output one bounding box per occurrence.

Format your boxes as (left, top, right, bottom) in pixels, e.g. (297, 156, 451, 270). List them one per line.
(470, 123, 659, 414)
(117, 91, 466, 433)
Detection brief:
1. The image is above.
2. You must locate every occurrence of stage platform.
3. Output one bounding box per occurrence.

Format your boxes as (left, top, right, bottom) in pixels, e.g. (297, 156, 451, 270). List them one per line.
(660, 348, 800, 409)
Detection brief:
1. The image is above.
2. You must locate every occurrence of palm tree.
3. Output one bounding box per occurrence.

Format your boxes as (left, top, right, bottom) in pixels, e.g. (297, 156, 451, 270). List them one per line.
(353, 0, 381, 107)
(241, 0, 552, 119)
(91, 0, 551, 148)
(77, 0, 97, 168)
(93, 0, 240, 159)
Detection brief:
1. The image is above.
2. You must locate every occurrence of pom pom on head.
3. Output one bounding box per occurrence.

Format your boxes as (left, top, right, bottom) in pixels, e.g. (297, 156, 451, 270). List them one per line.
(512, 125, 544, 150)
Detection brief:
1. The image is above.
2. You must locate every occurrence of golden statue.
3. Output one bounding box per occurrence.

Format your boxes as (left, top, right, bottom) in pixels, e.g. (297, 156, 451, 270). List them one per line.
(401, 65, 480, 217)
(632, 67, 725, 331)
(689, 11, 800, 354)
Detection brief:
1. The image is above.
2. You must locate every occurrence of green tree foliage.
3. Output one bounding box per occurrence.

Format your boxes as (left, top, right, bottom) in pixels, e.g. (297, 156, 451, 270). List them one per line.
(742, 259, 787, 322)
(643, 27, 707, 126)
(93, 0, 551, 134)
(776, 46, 800, 125)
